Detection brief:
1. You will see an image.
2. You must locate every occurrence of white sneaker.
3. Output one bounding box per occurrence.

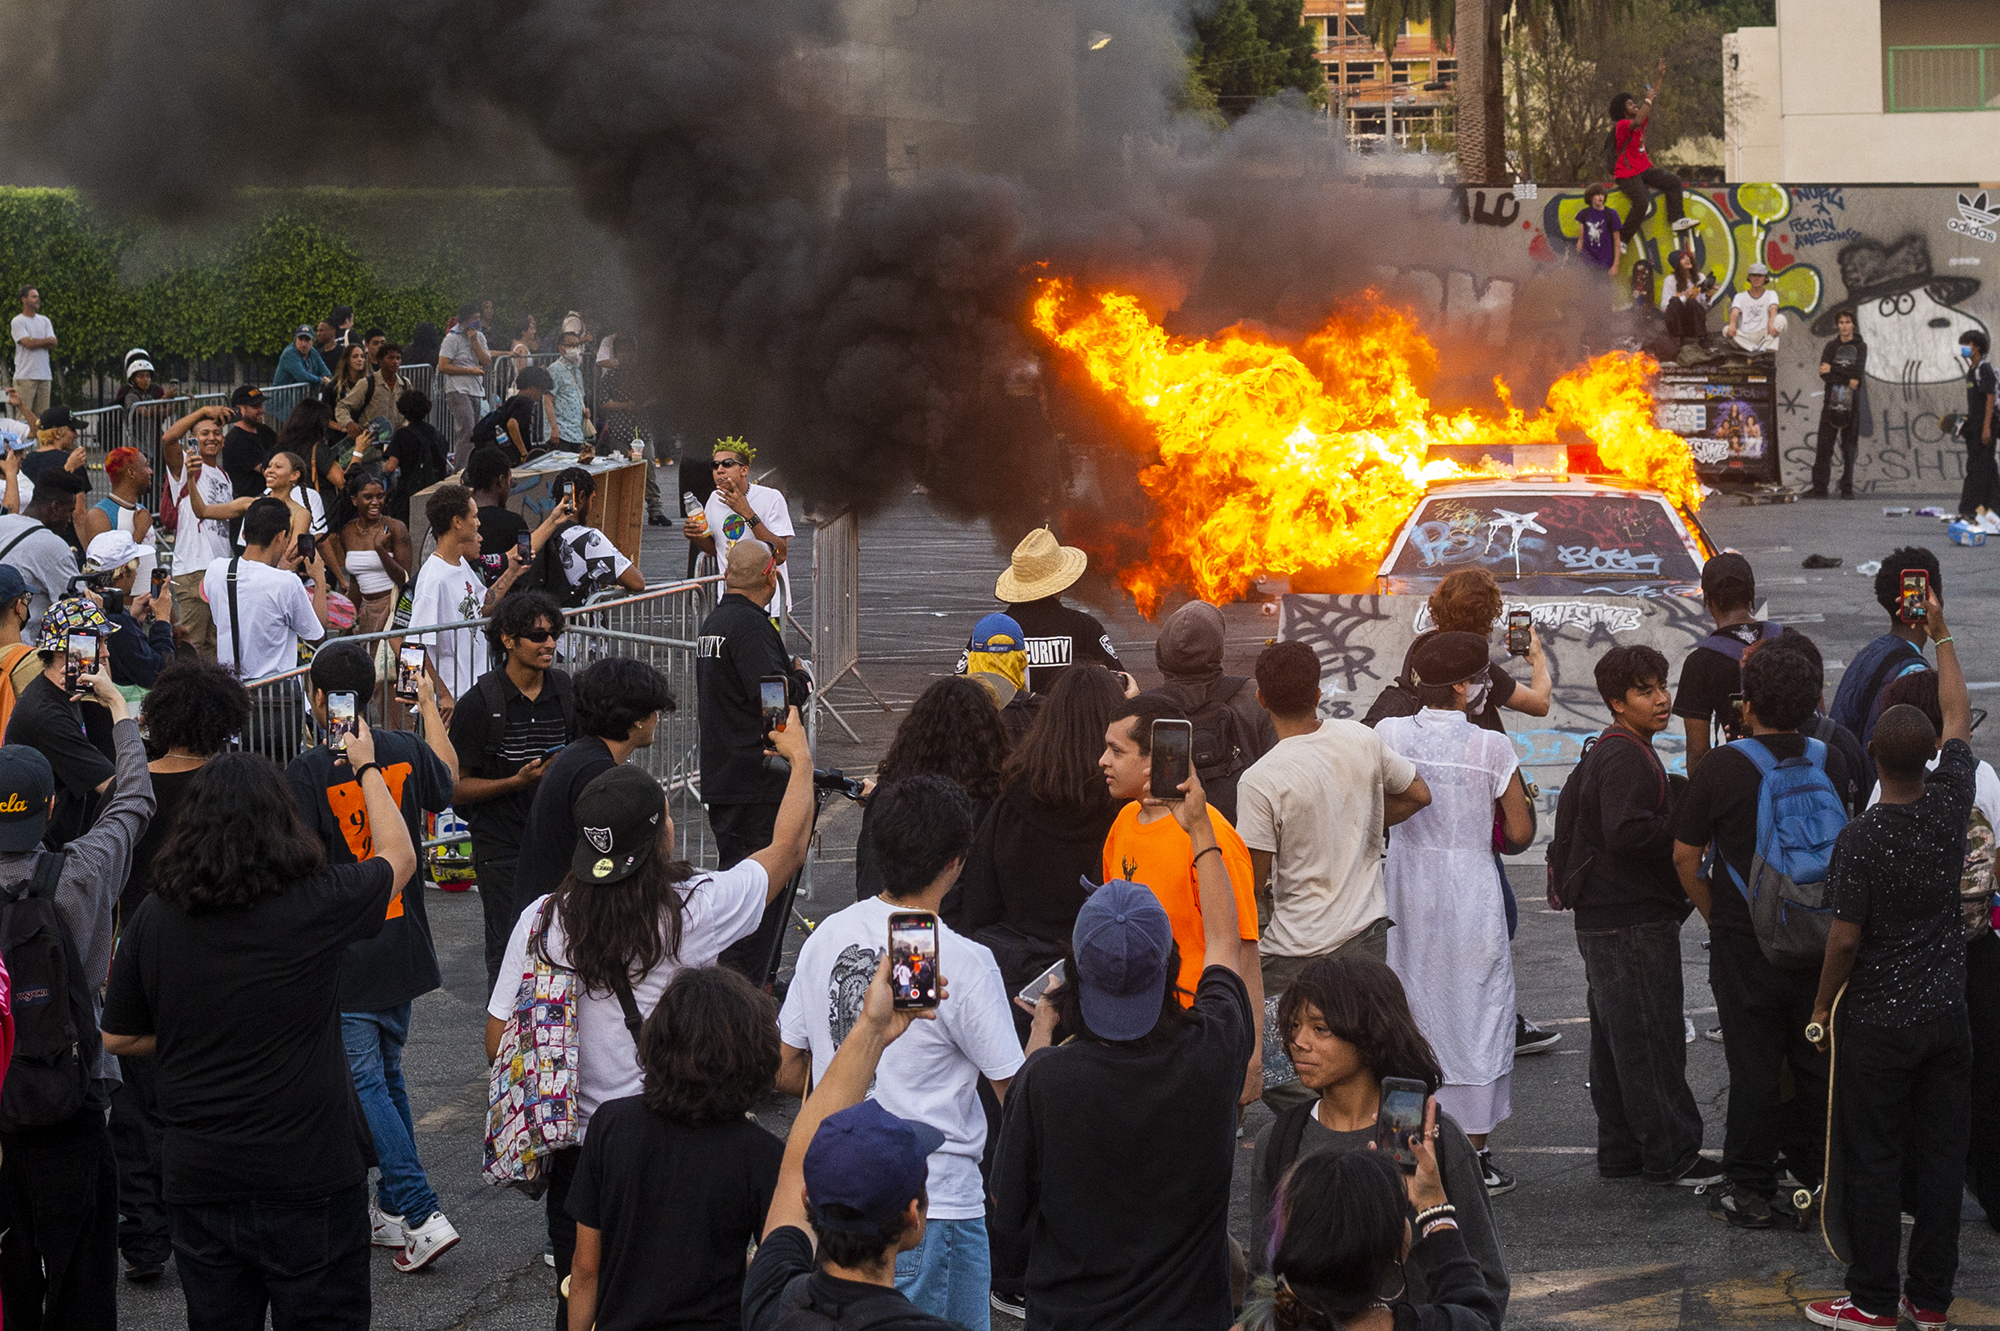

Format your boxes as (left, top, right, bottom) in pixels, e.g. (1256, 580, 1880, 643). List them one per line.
(369, 1204, 406, 1249)
(394, 1211, 460, 1273)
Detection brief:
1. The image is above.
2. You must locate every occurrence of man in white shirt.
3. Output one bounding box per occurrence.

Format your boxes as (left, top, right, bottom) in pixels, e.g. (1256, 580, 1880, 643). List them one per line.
(204, 497, 328, 682)
(1234, 641, 1432, 1113)
(8, 286, 55, 420)
(1726, 263, 1785, 354)
(535, 468, 644, 606)
(410, 482, 529, 713)
(160, 405, 239, 661)
(686, 437, 794, 611)
(437, 302, 493, 466)
(777, 775, 1024, 1327)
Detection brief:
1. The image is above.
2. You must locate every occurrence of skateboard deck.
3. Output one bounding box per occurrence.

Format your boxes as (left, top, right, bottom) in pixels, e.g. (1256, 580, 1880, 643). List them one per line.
(1819, 984, 1849, 1266)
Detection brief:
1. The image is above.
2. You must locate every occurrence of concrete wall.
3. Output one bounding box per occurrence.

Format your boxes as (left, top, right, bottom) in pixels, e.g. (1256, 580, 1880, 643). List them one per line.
(1725, 28, 1783, 183)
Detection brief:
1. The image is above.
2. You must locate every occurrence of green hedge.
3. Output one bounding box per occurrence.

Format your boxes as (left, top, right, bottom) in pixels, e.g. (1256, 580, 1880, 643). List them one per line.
(0, 187, 620, 398)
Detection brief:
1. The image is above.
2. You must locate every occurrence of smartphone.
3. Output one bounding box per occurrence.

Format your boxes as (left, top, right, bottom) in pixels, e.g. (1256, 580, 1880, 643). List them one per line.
(1901, 569, 1929, 622)
(395, 645, 425, 702)
(1726, 692, 1747, 742)
(542, 745, 566, 762)
(1016, 959, 1063, 1009)
(1149, 718, 1193, 801)
(760, 674, 789, 735)
(888, 910, 941, 1011)
(326, 691, 357, 753)
(1504, 608, 1532, 657)
(295, 532, 316, 564)
(515, 530, 532, 563)
(64, 633, 97, 699)
(149, 568, 167, 597)
(1376, 1076, 1428, 1174)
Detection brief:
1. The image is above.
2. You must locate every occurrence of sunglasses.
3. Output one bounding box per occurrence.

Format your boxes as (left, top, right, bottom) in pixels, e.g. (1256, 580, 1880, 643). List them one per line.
(516, 628, 563, 644)
(713, 457, 746, 469)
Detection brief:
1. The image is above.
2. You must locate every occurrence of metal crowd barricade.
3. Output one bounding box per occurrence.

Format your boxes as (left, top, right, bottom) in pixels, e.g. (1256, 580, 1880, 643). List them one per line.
(260, 381, 314, 429)
(231, 575, 726, 868)
(398, 364, 435, 405)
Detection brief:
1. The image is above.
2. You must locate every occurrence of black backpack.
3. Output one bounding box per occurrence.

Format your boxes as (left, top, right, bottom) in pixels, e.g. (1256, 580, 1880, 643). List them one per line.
(474, 668, 575, 769)
(1261, 1099, 1320, 1190)
(1546, 730, 1663, 912)
(530, 525, 612, 608)
(469, 402, 509, 446)
(1165, 678, 1257, 824)
(765, 1273, 929, 1331)
(0, 850, 93, 1131)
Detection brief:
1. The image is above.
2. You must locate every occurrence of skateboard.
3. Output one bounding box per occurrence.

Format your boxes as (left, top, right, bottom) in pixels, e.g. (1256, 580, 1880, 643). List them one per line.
(1811, 984, 1850, 1266)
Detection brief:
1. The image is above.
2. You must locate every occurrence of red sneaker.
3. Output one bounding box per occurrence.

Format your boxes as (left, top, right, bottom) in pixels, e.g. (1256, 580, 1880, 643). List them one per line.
(1900, 1295, 1949, 1330)
(1803, 1296, 1896, 1329)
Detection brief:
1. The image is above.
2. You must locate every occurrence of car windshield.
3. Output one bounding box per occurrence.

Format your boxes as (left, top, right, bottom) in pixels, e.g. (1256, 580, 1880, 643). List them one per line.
(1384, 491, 1702, 582)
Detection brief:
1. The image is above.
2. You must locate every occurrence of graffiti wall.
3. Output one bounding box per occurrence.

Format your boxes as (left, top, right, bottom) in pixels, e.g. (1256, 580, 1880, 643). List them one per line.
(1374, 183, 1997, 496)
(1281, 591, 1713, 862)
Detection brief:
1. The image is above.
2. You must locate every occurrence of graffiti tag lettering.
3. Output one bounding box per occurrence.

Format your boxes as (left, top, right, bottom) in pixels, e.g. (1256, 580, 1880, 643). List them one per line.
(1555, 546, 1663, 575)
(1457, 188, 1522, 228)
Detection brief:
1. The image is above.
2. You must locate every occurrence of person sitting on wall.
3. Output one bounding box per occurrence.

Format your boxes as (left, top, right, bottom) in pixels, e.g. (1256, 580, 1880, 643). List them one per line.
(1726, 264, 1785, 357)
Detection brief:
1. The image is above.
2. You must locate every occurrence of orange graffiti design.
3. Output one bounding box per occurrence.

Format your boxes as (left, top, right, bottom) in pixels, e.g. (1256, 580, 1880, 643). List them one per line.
(326, 762, 413, 919)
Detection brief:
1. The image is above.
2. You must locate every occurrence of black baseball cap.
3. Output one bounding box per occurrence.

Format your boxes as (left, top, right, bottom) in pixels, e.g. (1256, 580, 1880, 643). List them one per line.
(1700, 551, 1755, 600)
(570, 765, 665, 884)
(1411, 631, 1491, 688)
(37, 405, 80, 433)
(0, 746, 54, 853)
(230, 385, 263, 407)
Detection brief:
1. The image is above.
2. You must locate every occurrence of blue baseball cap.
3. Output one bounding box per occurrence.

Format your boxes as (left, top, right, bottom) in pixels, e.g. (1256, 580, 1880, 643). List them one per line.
(970, 612, 1024, 654)
(1072, 878, 1174, 1041)
(0, 565, 28, 607)
(804, 1099, 945, 1233)
(0, 745, 53, 853)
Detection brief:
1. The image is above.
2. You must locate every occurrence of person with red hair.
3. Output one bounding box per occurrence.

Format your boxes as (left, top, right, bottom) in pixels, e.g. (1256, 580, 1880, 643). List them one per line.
(78, 446, 157, 590)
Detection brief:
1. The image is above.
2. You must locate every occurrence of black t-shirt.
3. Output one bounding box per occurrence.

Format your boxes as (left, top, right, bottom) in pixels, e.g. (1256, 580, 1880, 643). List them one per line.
(957, 597, 1121, 696)
(565, 1097, 783, 1331)
(1671, 732, 1854, 942)
(475, 504, 531, 588)
(1671, 622, 1773, 735)
(515, 736, 617, 901)
(99, 858, 396, 1204)
(122, 764, 202, 925)
(5, 673, 115, 845)
(488, 395, 540, 455)
(385, 422, 449, 523)
(221, 422, 278, 500)
(448, 668, 576, 855)
(18, 449, 69, 488)
(1820, 337, 1866, 388)
(991, 967, 1253, 1330)
(286, 731, 454, 1011)
(696, 594, 806, 806)
(1800, 713, 1867, 815)
(1968, 359, 1997, 438)
(1573, 729, 1684, 929)
(740, 1226, 953, 1331)
(1830, 738, 1975, 1028)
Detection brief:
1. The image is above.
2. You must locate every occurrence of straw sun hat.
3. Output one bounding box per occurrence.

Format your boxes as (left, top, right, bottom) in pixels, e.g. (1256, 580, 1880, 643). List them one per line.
(995, 527, 1087, 603)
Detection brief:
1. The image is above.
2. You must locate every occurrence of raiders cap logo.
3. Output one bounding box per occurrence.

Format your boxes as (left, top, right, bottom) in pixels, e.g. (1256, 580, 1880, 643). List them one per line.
(584, 826, 613, 854)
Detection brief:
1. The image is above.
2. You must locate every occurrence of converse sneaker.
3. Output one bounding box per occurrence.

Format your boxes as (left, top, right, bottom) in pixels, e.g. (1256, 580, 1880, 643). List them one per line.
(394, 1211, 461, 1273)
(1478, 1150, 1515, 1197)
(1900, 1295, 1949, 1330)
(369, 1204, 406, 1249)
(1513, 1013, 1562, 1054)
(990, 1289, 1028, 1318)
(1705, 1186, 1774, 1228)
(1802, 1295, 1896, 1328)
(1672, 216, 1700, 232)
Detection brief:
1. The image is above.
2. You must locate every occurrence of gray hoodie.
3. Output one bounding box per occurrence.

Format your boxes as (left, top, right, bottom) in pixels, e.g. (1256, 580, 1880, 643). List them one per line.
(1154, 601, 1278, 759)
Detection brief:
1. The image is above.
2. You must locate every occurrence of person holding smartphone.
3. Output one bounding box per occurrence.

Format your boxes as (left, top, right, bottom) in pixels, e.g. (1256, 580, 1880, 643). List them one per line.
(408, 483, 530, 717)
(83, 531, 174, 688)
(3, 596, 122, 847)
(1831, 548, 1942, 766)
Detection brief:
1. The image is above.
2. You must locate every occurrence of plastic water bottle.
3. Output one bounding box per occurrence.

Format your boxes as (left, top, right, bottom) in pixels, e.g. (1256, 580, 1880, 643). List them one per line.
(682, 492, 708, 535)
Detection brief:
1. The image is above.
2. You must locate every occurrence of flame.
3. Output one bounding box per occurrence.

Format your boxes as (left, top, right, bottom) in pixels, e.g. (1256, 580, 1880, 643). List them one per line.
(1030, 278, 1702, 615)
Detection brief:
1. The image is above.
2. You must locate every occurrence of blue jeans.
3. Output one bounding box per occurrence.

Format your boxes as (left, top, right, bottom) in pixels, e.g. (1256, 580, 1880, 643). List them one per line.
(893, 1215, 990, 1326)
(339, 1005, 439, 1223)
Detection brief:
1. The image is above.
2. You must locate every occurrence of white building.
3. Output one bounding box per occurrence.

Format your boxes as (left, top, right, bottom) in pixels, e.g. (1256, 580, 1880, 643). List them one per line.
(1726, 0, 2000, 181)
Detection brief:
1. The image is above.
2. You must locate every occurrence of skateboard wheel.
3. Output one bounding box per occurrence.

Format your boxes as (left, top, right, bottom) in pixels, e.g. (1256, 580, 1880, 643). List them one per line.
(1792, 1187, 1813, 1212)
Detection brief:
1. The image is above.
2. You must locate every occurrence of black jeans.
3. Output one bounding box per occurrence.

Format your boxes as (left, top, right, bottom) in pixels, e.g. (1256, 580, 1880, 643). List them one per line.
(169, 1183, 369, 1331)
(709, 801, 786, 983)
(0, 1111, 119, 1331)
(1959, 423, 2000, 517)
(1576, 919, 1705, 1180)
(1663, 296, 1708, 342)
(1615, 166, 1686, 241)
(1708, 931, 1827, 1195)
(1835, 1008, 1972, 1317)
(471, 844, 522, 993)
(1965, 931, 2000, 1228)
(109, 1054, 170, 1267)
(545, 1144, 582, 1331)
(1813, 412, 1859, 495)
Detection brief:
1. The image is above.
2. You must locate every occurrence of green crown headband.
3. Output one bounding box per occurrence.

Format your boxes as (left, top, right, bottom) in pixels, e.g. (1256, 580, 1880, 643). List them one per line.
(714, 436, 756, 464)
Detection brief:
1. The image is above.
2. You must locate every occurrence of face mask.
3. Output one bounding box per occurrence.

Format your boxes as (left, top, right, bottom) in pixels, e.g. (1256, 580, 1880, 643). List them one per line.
(562, 346, 582, 363)
(1465, 675, 1492, 715)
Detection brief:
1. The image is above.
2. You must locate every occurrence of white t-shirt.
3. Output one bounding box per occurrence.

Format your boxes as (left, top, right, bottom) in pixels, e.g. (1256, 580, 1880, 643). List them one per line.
(548, 524, 632, 600)
(408, 554, 488, 702)
(486, 863, 770, 1136)
(777, 897, 1025, 1220)
(163, 459, 235, 576)
(1235, 721, 1422, 958)
(1868, 753, 2000, 828)
(1731, 290, 1781, 345)
(705, 483, 795, 611)
(202, 555, 324, 679)
(9, 314, 52, 381)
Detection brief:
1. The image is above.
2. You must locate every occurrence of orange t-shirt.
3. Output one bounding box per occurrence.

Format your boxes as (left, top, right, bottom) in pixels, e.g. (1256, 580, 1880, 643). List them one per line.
(1101, 803, 1259, 999)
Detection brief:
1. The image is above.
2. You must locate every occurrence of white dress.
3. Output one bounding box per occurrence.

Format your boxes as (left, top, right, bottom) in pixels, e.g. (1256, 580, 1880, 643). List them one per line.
(1377, 707, 1519, 1135)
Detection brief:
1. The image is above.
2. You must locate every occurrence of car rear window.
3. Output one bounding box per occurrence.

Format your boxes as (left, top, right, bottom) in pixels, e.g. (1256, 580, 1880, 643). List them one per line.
(1384, 491, 1702, 582)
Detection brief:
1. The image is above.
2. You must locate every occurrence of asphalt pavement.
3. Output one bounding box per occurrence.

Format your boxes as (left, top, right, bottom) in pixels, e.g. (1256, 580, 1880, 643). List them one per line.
(116, 486, 2000, 1329)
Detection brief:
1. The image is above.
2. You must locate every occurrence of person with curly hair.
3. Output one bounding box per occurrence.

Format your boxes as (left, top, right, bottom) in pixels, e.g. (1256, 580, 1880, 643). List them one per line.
(1247, 956, 1507, 1319)
(101, 730, 413, 1330)
(853, 677, 1008, 901)
(566, 966, 785, 1331)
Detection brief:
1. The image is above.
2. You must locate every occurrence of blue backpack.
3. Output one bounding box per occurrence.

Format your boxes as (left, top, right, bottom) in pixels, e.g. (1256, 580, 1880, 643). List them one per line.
(1716, 737, 1848, 970)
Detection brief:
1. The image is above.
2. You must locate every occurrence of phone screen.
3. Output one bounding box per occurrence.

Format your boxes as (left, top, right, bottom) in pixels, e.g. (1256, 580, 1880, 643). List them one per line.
(1726, 692, 1747, 741)
(150, 568, 167, 597)
(296, 532, 316, 564)
(516, 530, 532, 563)
(760, 676, 789, 733)
(889, 912, 940, 1010)
(1016, 959, 1064, 1008)
(1901, 569, 1928, 621)
(395, 646, 425, 702)
(1377, 1077, 1427, 1173)
(1505, 609, 1532, 657)
(65, 633, 96, 698)
(1149, 719, 1193, 801)
(327, 691, 357, 752)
